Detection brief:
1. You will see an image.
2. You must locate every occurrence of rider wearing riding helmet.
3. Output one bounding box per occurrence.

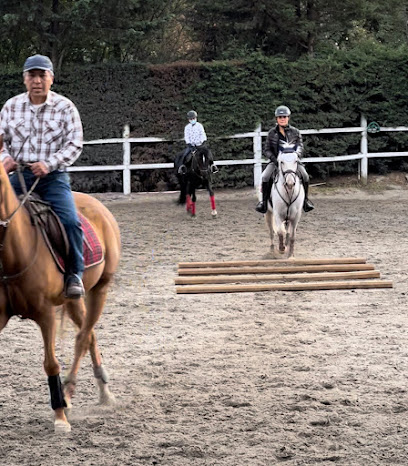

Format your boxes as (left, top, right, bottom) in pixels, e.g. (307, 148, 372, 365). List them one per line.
(255, 105, 314, 213)
(177, 110, 217, 174)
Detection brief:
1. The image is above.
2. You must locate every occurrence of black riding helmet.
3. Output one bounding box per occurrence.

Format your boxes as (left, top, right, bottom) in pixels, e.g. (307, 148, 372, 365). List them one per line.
(275, 105, 291, 117)
(187, 110, 197, 119)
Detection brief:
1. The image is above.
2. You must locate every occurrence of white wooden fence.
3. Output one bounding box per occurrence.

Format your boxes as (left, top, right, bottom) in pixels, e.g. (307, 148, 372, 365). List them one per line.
(68, 116, 408, 194)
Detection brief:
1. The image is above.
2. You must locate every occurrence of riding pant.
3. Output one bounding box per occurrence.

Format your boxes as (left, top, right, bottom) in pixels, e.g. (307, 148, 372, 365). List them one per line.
(261, 161, 276, 183)
(10, 169, 84, 278)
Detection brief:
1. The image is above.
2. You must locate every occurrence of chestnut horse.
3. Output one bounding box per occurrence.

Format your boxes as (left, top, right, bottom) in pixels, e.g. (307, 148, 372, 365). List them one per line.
(0, 142, 120, 433)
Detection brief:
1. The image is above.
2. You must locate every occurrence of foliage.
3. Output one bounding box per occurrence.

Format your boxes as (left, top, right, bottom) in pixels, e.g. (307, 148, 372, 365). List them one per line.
(0, 0, 186, 70)
(2, 46, 408, 191)
(1, 1, 408, 68)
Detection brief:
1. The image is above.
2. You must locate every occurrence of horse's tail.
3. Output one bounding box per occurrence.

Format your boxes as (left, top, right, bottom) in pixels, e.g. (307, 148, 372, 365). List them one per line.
(177, 175, 187, 205)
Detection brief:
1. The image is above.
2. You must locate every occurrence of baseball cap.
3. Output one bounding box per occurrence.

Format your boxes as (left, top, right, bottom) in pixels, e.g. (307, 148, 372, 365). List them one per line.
(23, 55, 54, 75)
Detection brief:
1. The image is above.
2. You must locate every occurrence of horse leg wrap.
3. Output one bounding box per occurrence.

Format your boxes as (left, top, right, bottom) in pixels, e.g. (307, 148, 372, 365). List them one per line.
(48, 375, 67, 410)
(210, 195, 216, 210)
(93, 365, 109, 384)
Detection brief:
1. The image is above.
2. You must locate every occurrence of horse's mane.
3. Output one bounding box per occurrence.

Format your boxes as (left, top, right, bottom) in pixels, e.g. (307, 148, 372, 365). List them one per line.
(191, 148, 210, 173)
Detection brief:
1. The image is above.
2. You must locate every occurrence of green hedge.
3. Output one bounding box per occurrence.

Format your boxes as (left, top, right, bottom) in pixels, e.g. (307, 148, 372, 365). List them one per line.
(1, 47, 408, 192)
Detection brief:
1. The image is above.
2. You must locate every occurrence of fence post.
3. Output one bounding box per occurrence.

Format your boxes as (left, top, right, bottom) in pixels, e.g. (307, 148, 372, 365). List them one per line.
(253, 123, 263, 187)
(123, 124, 131, 194)
(360, 115, 368, 185)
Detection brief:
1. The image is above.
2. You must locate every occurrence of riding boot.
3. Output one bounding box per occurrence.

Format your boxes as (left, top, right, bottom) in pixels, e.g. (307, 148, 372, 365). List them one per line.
(255, 182, 271, 214)
(64, 274, 85, 299)
(303, 179, 315, 212)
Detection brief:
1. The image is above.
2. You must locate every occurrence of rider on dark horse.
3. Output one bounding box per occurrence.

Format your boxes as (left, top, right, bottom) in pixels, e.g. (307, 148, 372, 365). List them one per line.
(176, 110, 217, 174)
(255, 105, 315, 214)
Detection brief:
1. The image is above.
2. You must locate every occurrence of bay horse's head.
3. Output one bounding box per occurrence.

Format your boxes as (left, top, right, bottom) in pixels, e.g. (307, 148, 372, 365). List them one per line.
(277, 151, 299, 190)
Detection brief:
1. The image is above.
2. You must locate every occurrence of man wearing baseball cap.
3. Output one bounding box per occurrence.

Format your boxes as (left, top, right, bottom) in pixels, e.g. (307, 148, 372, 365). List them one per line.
(0, 54, 85, 299)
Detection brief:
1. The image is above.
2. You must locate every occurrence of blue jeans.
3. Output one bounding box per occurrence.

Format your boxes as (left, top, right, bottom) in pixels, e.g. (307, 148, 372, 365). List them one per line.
(10, 170, 84, 278)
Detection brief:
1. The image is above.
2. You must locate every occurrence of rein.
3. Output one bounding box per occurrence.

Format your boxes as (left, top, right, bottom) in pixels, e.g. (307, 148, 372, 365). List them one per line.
(273, 163, 301, 223)
(0, 167, 40, 227)
(191, 150, 210, 178)
(0, 165, 41, 282)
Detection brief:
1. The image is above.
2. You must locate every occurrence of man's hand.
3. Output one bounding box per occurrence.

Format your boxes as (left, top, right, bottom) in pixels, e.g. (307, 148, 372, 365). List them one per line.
(2, 156, 17, 174)
(30, 161, 50, 177)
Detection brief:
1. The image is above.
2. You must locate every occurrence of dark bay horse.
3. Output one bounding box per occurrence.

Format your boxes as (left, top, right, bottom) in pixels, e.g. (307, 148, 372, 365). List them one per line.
(0, 148, 120, 433)
(176, 147, 217, 218)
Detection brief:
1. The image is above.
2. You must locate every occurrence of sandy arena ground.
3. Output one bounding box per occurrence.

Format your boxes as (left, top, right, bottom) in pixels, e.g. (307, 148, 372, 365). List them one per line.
(0, 183, 407, 465)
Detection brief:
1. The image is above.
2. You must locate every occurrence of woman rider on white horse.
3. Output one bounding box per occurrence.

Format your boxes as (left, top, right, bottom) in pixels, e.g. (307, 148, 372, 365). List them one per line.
(255, 105, 314, 214)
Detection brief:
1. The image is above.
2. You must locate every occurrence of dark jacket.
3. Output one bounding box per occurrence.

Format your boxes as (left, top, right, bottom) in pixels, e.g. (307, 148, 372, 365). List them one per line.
(264, 124, 304, 163)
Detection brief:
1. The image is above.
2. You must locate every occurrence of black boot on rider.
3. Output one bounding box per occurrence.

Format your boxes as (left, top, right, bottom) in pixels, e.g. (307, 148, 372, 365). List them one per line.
(303, 179, 315, 212)
(255, 181, 271, 214)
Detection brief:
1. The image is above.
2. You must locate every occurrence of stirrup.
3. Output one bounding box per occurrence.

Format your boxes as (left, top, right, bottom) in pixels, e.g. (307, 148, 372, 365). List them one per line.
(210, 164, 219, 174)
(255, 201, 267, 214)
(64, 275, 85, 299)
(303, 199, 315, 212)
(178, 165, 187, 175)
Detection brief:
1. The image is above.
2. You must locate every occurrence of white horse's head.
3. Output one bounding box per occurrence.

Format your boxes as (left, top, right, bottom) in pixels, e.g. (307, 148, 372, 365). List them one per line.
(277, 149, 299, 190)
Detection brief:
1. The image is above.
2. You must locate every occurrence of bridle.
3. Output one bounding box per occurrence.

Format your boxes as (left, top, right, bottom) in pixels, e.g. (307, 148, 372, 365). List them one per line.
(191, 149, 210, 178)
(281, 165, 298, 190)
(273, 155, 302, 222)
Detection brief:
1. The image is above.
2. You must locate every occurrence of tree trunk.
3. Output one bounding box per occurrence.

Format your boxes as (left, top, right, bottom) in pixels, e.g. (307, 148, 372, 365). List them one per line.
(306, 0, 318, 57)
(50, 0, 60, 68)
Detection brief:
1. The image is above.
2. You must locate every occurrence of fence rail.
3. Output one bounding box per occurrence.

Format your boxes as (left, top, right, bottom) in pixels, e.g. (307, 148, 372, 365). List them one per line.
(68, 116, 408, 194)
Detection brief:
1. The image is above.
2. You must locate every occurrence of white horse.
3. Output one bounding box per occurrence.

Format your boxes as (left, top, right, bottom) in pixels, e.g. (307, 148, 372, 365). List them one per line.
(265, 149, 305, 258)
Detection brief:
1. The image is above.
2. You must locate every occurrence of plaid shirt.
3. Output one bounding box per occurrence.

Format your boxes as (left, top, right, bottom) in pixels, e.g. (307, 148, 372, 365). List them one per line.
(0, 91, 83, 171)
(184, 122, 207, 146)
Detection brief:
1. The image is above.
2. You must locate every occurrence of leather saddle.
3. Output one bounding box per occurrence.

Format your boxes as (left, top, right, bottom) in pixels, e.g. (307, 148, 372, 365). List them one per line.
(22, 194, 69, 273)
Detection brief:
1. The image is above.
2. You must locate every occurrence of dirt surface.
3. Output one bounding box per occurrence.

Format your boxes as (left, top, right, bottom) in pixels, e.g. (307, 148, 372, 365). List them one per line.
(1, 179, 408, 466)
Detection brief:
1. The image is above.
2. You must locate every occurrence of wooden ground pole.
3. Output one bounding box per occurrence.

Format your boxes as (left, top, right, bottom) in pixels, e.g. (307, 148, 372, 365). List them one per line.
(178, 257, 367, 269)
(176, 279, 393, 294)
(178, 264, 376, 276)
(175, 270, 381, 285)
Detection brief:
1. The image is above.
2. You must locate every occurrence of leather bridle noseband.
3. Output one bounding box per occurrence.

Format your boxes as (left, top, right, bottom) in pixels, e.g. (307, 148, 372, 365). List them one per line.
(273, 157, 302, 222)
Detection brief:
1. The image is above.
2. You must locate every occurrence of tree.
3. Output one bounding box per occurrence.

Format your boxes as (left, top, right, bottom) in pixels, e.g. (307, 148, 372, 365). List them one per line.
(184, 0, 407, 60)
(1, 0, 407, 68)
(0, 0, 185, 69)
